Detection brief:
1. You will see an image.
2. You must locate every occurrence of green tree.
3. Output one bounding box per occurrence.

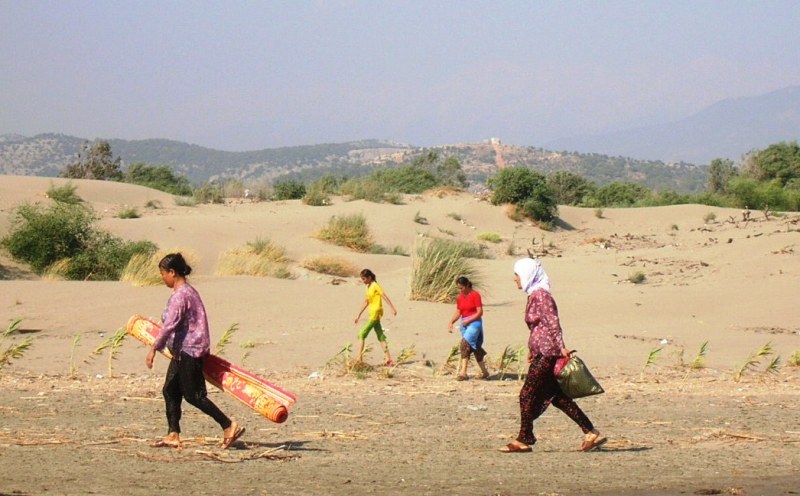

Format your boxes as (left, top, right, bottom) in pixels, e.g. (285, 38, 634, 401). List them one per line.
(741, 141, 800, 187)
(61, 141, 123, 180)
(435, 157, 467, 188)
(124, 163, 193, 195)
(589, 182, 651, 207)
(373, 165, 438, 194)
(707, 158, 737, 194)
(487, 167, 557, 221)
(546, 171, 595, 205)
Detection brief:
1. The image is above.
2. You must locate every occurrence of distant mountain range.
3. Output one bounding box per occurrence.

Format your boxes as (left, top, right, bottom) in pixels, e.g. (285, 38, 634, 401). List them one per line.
(546, 85, 800, 164)
(0, 134, 708, 192)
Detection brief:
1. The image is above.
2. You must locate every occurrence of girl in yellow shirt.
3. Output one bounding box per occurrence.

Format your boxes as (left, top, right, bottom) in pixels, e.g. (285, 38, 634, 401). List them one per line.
(354, 269, 398, 365)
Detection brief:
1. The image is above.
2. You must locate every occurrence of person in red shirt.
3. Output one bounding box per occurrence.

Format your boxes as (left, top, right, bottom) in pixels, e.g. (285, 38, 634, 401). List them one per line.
(447, 276, 490, 380)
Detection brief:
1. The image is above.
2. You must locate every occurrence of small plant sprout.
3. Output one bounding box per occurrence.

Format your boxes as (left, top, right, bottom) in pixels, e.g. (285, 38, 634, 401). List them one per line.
(69, 335, 81, 378)
(788, 350, 800, 367)
(413, 211, 428, 225)
(496, 345, 526, 380)
(1, 319, 34, 370)
(477, 232, 502, 243)
(91, 327, 127, 377)
(734, 342, 774, 382)
(690, 341, 709, 369)
(383, 345, 416, 378)
(641, 347, 663, 380)
(438, 344, 460, 376)
(215, 323, 238, 356)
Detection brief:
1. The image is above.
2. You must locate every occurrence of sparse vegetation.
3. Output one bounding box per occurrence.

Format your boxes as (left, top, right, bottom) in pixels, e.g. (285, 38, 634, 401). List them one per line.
(703, 212, 717, 224)
(477, 232, 502, 243)
(689, 341, 709, 369)
(89, 327, 127, 377)
(496, 344, 527, 380)
(788, 350, 800, 367)
(144, 199, 162, 209)
(413, 211, 428, 225)
(594, 208, 604, 219)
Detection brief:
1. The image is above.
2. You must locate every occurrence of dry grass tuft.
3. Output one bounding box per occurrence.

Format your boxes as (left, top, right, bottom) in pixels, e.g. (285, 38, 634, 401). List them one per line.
(121, 249, 199, 286)
(216, 238, 292, 278)
(300, 255, 359, 277)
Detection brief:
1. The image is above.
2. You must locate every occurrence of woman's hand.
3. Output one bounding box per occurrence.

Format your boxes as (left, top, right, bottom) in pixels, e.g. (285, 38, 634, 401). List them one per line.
(145, 347, 156, 369)
(560, 348, 572, 358)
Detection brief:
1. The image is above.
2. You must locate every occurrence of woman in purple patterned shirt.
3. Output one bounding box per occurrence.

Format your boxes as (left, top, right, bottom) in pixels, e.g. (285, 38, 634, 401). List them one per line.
(145, 253, 245, 449)
(499, 258, 605, 453)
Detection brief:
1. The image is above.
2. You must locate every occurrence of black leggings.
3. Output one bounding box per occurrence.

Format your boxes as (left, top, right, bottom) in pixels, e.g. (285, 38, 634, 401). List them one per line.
(517, 354, 594, 445)
(163, 353, 231, 434)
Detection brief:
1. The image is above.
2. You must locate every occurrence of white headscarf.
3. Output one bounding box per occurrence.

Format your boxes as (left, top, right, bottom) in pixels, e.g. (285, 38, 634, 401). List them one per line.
(514, 258, 551, 295)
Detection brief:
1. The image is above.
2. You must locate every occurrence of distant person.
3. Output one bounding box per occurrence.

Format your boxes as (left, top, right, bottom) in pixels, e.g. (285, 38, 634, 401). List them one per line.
(447, 276, 490, 380)
(500, 258, 604, 453)
(145, 253, 245, 449)
(243, 188, 250, 200)
(354, 268, 397, 365)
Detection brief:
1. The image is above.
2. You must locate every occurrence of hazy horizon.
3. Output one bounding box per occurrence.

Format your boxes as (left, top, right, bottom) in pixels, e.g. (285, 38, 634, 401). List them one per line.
(2, 1, 799, 152)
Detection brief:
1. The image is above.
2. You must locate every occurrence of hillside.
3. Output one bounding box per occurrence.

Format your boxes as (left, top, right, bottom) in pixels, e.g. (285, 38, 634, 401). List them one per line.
(546, 85, 800, 164)
(0, 134, 708, 192)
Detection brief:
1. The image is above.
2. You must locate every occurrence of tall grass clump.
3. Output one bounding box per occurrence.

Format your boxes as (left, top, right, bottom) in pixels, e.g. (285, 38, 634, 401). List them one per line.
(216, 238, 292, 278)
(628, 271, 646, 284)
(2, 202, 156, 280)
(47, 182, 83, 204)
(120, 249, 197, 286)
(316, 214, 374, 252)
(300, 255, 359, 277)
(410, 238, 480, 303)
(1, 319, 34, 371)
(640, 347, 662, 379)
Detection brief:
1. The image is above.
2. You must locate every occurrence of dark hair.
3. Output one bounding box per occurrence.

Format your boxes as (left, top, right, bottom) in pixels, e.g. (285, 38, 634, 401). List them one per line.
(456, 276, 472, 289)
(159, 253, 192, 277)
(360, 268, 376, 281)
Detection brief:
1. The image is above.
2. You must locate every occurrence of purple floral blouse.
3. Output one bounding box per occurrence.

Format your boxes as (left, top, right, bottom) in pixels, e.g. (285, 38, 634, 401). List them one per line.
(153, 284, 211, 358)
(524, 288, 566, 357)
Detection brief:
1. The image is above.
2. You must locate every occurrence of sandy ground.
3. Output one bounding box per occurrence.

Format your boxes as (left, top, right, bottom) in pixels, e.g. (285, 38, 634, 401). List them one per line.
(1, 176, 799, 495)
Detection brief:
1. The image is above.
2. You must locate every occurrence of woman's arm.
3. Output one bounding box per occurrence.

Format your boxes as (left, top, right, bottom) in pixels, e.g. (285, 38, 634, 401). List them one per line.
(354, 299, 368, 323)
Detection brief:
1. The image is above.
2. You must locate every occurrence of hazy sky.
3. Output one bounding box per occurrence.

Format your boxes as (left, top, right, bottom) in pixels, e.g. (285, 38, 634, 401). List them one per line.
(2, 0, 799, 151)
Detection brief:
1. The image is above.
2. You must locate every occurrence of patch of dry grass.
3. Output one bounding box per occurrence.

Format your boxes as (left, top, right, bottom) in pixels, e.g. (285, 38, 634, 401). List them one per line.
(216, 238, 292, 278)
(300, 255, 359, 277)
(120, 249, 199, 286)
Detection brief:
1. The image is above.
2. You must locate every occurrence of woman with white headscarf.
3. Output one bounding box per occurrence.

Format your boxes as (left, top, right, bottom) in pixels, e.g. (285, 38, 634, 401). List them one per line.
(499, 258, 605, 453)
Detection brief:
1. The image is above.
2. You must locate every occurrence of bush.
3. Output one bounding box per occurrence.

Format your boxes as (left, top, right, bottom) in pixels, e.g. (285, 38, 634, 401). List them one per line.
(316, 214, 374, 252)
(410, 238, 481, 303)
(273, 179, 306, 200)
(47, 182, 83, 204)
(303, 184, 331, 206)
(2, 203, 97, 273)
(193, 183, 225, 204)
(117, 207, 140, 219)
(1, 202, 155, 280)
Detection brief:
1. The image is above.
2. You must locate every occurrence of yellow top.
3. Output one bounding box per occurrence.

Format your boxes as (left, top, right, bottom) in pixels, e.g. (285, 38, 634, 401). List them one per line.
(365, 281, 384, 320)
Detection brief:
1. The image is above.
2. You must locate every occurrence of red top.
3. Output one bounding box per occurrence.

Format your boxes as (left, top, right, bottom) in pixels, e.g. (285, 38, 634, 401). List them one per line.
(457, 290, 483, 319)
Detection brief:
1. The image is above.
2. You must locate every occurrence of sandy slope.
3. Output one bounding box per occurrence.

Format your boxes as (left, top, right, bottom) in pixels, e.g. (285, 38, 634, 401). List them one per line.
(1, 175, 799, 495)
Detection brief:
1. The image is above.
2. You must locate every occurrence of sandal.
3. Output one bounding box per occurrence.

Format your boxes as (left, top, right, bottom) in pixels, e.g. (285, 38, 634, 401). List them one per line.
(499, 442, 532, 453)
(580, 434, 607, 452)
(221, 424, 246, 450)
(455, 374, 468, 381)
(476, 372, 490, 380)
